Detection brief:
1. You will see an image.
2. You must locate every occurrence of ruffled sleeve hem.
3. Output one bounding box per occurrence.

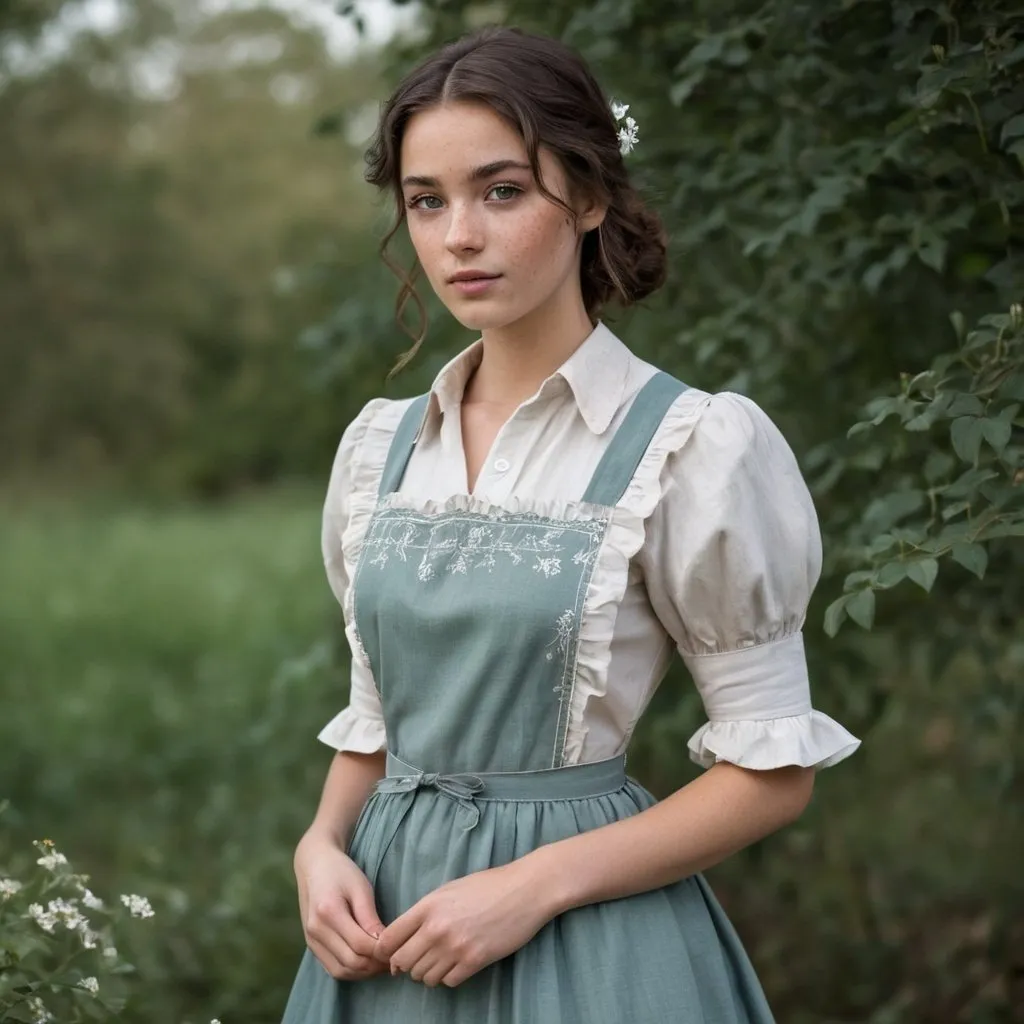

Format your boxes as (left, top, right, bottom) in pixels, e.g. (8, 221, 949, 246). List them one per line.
(317, 706, 387, 754)
(687, 711, 861, 771)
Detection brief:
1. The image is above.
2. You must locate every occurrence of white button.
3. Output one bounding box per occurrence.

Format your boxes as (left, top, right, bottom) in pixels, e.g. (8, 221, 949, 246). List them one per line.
(493, 458, 511, 473)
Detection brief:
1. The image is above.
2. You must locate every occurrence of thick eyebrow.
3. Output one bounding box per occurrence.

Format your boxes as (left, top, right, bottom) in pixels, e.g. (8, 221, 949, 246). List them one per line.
(401, 159, 532, 189)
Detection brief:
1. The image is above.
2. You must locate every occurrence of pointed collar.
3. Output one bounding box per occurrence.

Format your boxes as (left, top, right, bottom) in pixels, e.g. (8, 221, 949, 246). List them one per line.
(415, 321, 633, 442)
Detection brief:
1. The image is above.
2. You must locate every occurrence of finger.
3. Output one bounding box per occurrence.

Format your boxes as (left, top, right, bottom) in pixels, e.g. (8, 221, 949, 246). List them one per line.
(388, 926, 437, 977)
(335, 903, 380, 959)
(375, 901, 427, 961)
(307, 937, 346, 979)
(408, 947, 443, 984)
(420, 953, 457, 988)
(347, 882, 385, 941)
(308, 935, 381, 981)
(307, 903, 377, 969)
(442, 962, 476, 989)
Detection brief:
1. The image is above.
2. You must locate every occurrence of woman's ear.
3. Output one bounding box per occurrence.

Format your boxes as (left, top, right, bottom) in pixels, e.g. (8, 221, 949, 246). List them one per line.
(576, 195, 608, 235)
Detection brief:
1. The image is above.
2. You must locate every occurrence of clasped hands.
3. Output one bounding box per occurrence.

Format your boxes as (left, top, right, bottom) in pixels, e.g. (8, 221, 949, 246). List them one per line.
(300, 838, 552, 990)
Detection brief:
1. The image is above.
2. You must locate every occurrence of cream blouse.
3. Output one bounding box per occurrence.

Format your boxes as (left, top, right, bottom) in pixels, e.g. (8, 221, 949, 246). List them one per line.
(318, 322, 860, 771)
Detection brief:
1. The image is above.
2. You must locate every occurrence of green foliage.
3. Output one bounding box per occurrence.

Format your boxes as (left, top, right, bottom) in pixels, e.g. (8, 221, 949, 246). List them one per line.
(0, 0, 387, 495)
(0, 494, 339, 1024)
(0, 836, 147, 1023)
(827, 303, 1023, 635)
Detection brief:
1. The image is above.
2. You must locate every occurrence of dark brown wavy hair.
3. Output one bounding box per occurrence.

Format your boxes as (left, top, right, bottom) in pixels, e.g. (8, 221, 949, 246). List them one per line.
(365, 25, 668, 372)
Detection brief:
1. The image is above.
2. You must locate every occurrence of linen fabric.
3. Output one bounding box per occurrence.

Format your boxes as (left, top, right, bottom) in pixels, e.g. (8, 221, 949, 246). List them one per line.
(318, 322, 859, 771)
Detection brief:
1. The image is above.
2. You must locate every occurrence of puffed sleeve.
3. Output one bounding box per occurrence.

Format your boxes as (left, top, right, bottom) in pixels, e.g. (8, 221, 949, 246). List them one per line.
(639, 392, 860, 770)
(316, 400, 389, 754)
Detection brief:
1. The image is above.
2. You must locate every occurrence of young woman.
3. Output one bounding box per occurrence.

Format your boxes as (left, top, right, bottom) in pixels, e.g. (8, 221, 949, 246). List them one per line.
(281, 25, 860, 1024)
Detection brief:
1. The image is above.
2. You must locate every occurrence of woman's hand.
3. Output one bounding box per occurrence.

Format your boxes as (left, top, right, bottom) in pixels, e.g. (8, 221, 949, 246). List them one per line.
(373, 861, 552, 988)
(294, 827, 388, 981)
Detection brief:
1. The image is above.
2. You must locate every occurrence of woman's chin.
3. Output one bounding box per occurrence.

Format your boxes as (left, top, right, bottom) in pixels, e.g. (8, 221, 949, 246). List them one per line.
(447, 304, 520, 333)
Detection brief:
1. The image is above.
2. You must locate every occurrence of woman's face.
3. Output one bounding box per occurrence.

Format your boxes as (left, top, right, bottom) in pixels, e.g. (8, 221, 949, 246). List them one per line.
(399, 100, 602, 333)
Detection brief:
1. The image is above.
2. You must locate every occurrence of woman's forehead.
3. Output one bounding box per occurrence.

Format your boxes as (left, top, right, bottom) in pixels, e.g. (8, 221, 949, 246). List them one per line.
(400, 102, 530, 177)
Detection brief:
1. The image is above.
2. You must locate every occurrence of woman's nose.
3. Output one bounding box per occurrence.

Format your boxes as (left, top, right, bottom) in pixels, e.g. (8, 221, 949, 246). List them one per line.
(445, 203, 484, 254)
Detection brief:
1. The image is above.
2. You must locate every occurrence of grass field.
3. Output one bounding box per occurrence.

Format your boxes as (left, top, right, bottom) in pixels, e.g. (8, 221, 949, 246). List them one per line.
(0, 490, 345, 1022)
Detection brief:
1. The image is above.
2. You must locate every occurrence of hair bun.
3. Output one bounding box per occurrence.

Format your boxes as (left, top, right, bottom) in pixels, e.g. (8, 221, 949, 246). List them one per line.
(584, 188, 668, 312)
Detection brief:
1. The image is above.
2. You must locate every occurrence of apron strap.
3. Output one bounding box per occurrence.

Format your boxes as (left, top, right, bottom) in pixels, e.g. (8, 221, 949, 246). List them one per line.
(377, 394, 430, 497)
(581, 371, 689, 507)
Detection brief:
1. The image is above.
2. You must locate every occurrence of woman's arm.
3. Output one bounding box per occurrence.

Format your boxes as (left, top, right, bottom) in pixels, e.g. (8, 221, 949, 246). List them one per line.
(523, 760, 813, 917)
(294, 750, 389, 981)
(305, 750, 387, 847)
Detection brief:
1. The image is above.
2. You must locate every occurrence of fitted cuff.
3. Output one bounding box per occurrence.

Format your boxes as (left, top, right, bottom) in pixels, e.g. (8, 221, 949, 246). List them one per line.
(683, 634, 860, 770)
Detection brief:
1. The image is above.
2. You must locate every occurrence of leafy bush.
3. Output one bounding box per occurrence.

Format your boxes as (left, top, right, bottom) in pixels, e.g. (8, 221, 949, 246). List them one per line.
(0, 831, 152, 1023)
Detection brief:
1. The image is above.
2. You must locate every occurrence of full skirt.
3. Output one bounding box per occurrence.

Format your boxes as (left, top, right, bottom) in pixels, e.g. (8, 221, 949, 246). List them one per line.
(281, 778, 775, 1023)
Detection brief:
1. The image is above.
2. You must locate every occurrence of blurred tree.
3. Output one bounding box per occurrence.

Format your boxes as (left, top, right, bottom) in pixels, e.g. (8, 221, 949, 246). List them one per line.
(0, 0, 388, 493)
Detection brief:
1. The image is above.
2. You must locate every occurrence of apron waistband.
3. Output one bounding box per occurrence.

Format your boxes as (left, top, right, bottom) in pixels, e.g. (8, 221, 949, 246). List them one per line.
(357, 754, 627, 884)
(375, 752, 627, 833)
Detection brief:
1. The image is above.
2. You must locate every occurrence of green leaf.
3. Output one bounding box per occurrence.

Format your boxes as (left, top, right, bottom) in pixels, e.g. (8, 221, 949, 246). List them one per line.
(949, 309, 966, 341)
(876, 560, 909, 588)
(998, 374, 1024, 402)
(941, 499, 971, 521)
(916, 235, 947, 272)
(981, 416, 1012, 454)
(867, 533, 896, 556)
(1000, 112, 1024, 145)
(846, 589, 876, 630)
(907, 558, 939, 592)
(950, 542, 988, 579)
(979, 520, 1024, 539)
(947, 394, 985, 417)
(823, 597, 848, 637)
(950, 416, 984, 463)
(943, 467, 999, 498)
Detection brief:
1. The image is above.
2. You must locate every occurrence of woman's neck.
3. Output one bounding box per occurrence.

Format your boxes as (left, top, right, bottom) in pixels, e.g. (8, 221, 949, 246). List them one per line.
(464, 294, 595, 409)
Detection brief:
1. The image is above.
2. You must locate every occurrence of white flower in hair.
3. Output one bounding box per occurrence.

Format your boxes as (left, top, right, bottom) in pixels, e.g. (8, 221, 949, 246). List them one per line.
(609, 98, 639, 155)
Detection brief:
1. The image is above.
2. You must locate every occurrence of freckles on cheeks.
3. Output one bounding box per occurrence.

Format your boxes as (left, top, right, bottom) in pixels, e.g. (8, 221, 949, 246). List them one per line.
(507, 204, 579, 285)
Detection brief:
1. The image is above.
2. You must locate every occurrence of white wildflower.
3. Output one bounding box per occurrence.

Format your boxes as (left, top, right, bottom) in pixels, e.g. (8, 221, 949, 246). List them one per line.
(0, 877, 22, 899)
(211, 1019, 222, 1024)
(80, 888, 104, 911)
(26, 996, 52, 1024)
(78, 976, 100, 995)
(610, 98, 640, 155)
(28, 902, 57, 933)
(35, 850, 68, 871)
(45, 897, 89, 934)
(120, 893, 154, 918)
(103, 945, 118, 961)
(618, 116, 639, 156)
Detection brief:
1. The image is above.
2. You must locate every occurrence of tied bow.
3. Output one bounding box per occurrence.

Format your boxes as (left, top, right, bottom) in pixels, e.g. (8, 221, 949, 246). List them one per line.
(377, 770, 486, 832)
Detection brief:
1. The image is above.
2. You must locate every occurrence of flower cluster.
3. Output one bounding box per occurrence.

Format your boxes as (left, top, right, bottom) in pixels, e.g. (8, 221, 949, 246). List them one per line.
(610, 99, 639, 156)
(1, 838, 158, 1024)
(120, 893, 155, 919)
(1, 877, 23, 898)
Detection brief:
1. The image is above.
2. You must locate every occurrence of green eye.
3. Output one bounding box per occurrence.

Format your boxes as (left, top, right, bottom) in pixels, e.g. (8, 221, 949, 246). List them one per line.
(410, 195, 443, 210)
(488, 184, 521, 202)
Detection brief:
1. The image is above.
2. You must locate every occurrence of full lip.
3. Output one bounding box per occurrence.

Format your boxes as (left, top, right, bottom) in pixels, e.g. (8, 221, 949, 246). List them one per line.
(447, 270, 502, 284)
